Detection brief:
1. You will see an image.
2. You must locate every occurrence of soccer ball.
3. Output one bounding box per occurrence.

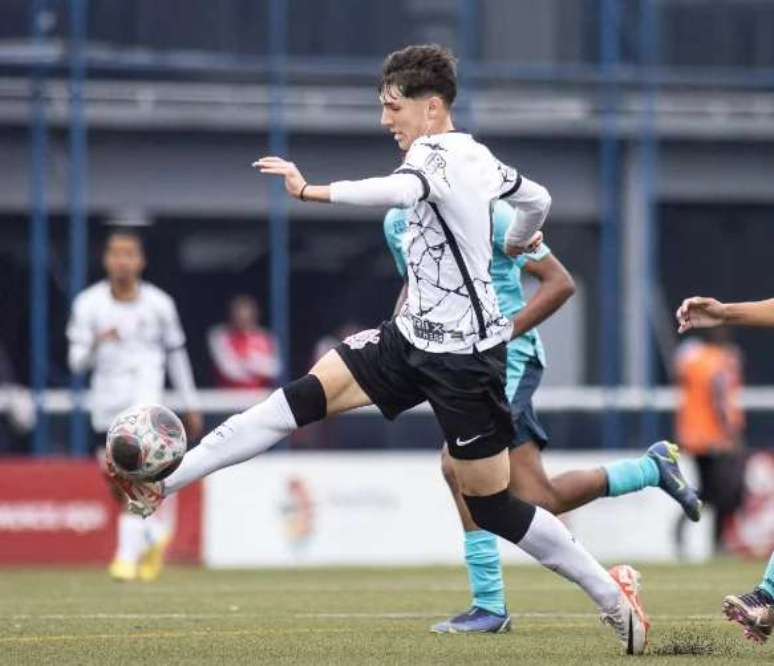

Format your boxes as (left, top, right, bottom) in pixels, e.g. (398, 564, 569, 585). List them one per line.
(106, 404, 187, 482)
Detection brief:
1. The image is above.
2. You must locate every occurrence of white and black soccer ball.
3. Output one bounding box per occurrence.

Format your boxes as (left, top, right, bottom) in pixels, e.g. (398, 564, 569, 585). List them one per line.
(106, 404, 187, 482)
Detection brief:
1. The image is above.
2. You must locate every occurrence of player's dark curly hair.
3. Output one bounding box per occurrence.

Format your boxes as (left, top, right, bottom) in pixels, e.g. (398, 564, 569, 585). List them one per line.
(379, 44, 457, 107)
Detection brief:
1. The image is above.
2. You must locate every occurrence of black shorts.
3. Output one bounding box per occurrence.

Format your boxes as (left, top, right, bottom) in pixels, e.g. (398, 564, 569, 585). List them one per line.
(335, 320, 514, 461)
(508, 358, 549, 450)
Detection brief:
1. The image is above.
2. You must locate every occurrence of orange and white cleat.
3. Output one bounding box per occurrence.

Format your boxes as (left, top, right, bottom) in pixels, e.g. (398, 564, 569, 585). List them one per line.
(601, 564, 651, 655)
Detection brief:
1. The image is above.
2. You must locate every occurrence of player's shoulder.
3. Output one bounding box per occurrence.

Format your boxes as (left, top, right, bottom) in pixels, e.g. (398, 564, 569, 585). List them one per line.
(74, 280, 110, 307)
(140, 282, 177, 309)
(383, 207, 408, 235)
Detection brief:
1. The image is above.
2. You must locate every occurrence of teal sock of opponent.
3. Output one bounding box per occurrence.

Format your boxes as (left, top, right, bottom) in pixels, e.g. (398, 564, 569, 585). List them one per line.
(604, 456, 660, 497)
(759, 551, 774, 600)
(464, 530, 506, 615)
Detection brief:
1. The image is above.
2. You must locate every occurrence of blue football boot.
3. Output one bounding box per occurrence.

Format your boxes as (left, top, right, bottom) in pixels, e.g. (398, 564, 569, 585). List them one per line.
(647, 440, 702, 522)
(430, 607, 512, 634)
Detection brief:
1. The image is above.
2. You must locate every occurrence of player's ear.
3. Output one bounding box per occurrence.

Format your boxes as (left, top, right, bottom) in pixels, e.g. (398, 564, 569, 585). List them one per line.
(427, 95, 442, 120)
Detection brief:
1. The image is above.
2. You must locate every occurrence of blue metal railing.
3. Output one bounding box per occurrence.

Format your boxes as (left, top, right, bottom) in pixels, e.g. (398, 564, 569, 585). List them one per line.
(21, 0, 774, 455)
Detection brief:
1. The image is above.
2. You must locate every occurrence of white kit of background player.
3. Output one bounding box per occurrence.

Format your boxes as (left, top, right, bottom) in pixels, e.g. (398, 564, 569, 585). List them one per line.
(67, 230, 201, 581)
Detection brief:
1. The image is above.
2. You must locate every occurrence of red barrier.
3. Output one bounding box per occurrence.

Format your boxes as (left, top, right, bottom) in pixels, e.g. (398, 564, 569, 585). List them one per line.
(0, 459, 201, 565)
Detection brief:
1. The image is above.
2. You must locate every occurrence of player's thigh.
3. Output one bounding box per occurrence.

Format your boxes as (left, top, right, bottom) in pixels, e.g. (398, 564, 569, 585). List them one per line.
(507, 441, 555, 505)
(309, 349, 372, 417)
(317, 322, 424, 419)
(424, 344, 514, 488)
(450, 448, 510, 496)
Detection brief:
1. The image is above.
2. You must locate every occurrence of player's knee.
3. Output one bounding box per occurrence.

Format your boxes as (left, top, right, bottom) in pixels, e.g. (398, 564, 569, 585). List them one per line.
(440, 447, 459, 492)
(282, 374, 327, 427)
(463, 489, 536, 544)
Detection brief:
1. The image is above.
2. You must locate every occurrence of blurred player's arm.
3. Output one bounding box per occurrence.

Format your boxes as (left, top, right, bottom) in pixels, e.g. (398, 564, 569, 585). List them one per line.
(163, 298, 203, 439)
(513, 252, 575, 339)
(677, 296, 774, 332)
(66, 295, 98, 373)
(253, 157, 425, 207)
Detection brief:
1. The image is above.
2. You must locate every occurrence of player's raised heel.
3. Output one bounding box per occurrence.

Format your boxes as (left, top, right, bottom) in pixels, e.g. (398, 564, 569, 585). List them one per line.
(602, 565, 650, 655)
(430, 607, 512, 634)
(646, 440, 702, 522)
(722, 590, 774, 644)
(108, 559, 137, 582)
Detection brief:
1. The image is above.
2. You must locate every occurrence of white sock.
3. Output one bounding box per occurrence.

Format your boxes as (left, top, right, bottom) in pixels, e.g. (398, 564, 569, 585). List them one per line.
(164, 389, 297, 494)
(144, 514, 168, 548)
(518, 507, 620, 612)
(115, 512, 147, 564)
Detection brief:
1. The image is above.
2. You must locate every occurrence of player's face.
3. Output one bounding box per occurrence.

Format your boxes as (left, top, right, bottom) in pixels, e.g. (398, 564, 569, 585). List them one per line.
(379, 86, 435, 152)
(104, 236, 145, 283)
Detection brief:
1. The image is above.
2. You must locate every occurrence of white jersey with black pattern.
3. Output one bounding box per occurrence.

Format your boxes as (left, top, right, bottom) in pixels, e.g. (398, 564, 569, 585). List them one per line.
(393, 131, 525, 354)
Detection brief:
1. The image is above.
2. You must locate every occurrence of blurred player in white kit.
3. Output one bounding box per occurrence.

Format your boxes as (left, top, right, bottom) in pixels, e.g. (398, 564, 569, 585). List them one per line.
(67, 229, 203, 581)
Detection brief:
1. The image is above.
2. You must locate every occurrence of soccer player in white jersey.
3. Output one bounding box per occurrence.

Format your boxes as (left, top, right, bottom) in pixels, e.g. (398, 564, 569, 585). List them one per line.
(67, 229, 203, 581)
(384, 203, 701, 634)
(677, 295, 774, 644)
(118, 45, 650, 652)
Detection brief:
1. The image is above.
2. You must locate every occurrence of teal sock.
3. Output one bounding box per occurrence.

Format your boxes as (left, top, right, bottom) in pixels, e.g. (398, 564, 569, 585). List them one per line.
(464, 530, 506, 615)
(759, 551, 774, 599)
(604, 456, 660, 497)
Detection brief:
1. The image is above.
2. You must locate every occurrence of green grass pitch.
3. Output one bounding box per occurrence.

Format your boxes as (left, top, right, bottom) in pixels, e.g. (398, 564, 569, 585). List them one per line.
(0, 559, 768, 665)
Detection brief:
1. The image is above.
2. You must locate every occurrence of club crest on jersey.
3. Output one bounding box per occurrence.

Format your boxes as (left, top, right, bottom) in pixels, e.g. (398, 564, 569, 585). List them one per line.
(412, 316, 444, 343)
(423, 151, 447, 175)
(343, 329, 380, 350)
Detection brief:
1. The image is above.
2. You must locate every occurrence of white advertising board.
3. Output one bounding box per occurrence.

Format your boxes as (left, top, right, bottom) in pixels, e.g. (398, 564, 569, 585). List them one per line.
(204, 451, 711, 568)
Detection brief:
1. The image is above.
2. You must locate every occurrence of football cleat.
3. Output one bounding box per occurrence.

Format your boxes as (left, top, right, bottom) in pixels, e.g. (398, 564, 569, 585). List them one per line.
(647, 440, 702, 522)
(106, 461, 165, 518)
(722, 589, 774, 643)
(602, 565, 650, 655)
(108, 559, 137, 582)
(430, 607, 512, 634)
(138, 535, 171, 582)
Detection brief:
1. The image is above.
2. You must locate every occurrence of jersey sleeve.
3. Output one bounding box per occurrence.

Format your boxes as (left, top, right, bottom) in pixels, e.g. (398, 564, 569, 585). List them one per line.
(66, 292, 96, 373)
(66, 293, 93, 348)
(383, 208, 408, 278)
(394, 140, 450, 203)
(491, 200, 552, 267)
(489, 155, 522, 201)
(160, 294, 187, 351)
(491, 200, 517, 255)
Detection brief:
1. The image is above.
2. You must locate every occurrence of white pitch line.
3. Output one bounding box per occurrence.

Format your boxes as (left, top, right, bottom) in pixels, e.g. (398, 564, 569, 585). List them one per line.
(4, 611, 728, 622)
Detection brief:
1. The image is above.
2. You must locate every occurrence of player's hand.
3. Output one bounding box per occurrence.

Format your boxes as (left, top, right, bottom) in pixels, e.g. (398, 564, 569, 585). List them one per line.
(182, 411, 204, 441)
(252, 156, 306, 199)
(96, 327, 120, 344)
(676, 296, 727, 333)
(505, 230, 543, 258)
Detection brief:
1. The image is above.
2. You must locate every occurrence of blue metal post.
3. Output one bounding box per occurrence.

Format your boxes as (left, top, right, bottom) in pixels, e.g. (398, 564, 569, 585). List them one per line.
(640, 0, 660, 443)
(29, 0, 51, 456)
(599, 0, 622, 448)
(456, 0, 478, 131)
(68, 0, 89, 456)
(268, 0, 290, 383)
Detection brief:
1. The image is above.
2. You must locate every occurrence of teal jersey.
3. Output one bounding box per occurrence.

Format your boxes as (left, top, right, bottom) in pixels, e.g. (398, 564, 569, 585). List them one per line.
(383, 201, 548, 367)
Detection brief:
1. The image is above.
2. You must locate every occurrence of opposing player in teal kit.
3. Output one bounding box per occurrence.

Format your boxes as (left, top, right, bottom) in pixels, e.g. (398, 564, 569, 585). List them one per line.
(384, 201, 702, 634)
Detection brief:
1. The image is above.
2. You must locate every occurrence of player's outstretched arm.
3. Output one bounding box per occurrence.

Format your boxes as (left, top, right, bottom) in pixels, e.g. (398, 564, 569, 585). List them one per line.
(253, 156, 425, 208)
(513, 254, 575, 339)
(677, 296, 774, 332)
